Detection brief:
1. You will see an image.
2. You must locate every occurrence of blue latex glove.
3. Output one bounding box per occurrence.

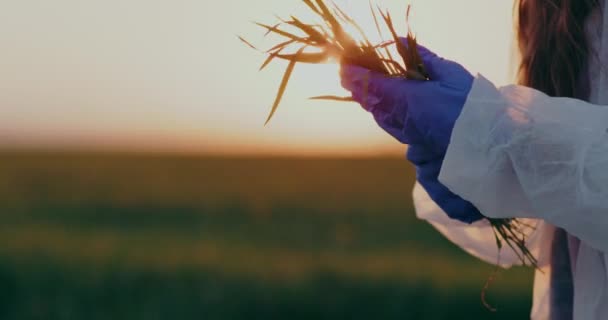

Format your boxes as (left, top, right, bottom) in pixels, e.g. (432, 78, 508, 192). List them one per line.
(340, 42, 484, 224)
(407, 144, 484, 224)
(340, 42, 474, 156)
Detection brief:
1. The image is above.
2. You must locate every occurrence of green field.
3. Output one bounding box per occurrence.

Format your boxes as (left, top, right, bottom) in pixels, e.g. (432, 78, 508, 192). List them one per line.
(0, 150, 534, 319)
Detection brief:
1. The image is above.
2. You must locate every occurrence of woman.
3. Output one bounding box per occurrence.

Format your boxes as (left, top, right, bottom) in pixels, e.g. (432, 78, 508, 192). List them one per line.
(340, 1, 608, 319)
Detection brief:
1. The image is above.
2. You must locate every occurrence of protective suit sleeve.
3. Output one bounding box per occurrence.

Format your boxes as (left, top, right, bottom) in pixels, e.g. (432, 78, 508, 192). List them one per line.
(438, 74, 608, 253)
(412, 181, 551, 268)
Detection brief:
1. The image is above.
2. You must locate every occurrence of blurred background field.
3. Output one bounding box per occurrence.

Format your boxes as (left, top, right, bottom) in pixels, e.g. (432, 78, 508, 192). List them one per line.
(0, 150, 533, 320)
(0, 0, 527, 318)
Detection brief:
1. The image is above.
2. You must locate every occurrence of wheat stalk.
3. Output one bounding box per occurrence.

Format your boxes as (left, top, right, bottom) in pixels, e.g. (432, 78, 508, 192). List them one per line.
(239, 0, 429, 124)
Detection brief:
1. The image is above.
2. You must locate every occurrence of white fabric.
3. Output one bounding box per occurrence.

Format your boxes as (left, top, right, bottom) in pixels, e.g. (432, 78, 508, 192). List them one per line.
(440, 75, 608, 252)
(413, 183, 552, 268)
(413, 2, 608, 319)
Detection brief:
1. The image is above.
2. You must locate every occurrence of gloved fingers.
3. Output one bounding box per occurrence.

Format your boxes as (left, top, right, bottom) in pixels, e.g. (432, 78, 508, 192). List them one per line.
(411, 147, 485, 224)
(340, 65, 384, 111)
(341, 64, 418, 113)
(398, 39, 473, 89)
(416, 166, 485, 224)
(373, 111, 424, 145)
(339, 64, 371, 92)
(416, 44, 468, 84)
(412, 44, 444, 81)
(397, 38, 442, 80)
(406, 143, 442, 165)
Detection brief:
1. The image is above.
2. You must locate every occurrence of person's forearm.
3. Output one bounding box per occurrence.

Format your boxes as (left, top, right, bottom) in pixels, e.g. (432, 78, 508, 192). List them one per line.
(439, 75, 608, 252)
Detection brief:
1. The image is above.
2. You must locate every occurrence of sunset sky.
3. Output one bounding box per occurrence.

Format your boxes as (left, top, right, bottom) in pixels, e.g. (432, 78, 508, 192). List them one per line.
(0, 0, 515, 156)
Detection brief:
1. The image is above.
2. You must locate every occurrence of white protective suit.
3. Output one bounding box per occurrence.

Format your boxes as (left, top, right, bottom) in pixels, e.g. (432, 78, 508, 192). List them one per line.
(414, 2, 608, 319)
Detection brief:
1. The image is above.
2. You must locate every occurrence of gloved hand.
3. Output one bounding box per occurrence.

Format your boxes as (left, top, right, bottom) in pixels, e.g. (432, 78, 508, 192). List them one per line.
(407, 144, 484, 224)
(340, 41, 474, 156)
(340, 41, 483, 224)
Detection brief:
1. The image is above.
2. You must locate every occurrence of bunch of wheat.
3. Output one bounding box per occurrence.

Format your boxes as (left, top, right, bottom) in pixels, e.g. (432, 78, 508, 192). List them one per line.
(240, 0, 537, 269)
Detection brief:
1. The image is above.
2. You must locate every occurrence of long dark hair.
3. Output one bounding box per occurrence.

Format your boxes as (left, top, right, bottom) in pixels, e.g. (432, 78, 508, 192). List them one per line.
(517, 0, 600, 98)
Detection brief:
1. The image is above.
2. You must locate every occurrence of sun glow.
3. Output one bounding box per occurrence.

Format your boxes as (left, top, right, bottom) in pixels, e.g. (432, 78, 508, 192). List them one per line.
(236, 0, 515, 153)
(0, 0, 515, 156)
